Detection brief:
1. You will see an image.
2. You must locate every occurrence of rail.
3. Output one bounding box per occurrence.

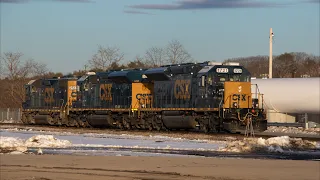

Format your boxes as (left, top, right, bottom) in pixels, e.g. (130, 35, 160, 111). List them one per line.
(267, 122, 305, 128)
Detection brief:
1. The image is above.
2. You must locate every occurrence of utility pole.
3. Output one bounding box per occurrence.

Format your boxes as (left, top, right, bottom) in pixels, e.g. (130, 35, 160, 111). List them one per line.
(269, 28, 274, 79)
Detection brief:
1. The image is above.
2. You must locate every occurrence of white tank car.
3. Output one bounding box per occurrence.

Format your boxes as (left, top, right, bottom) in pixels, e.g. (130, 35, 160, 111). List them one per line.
(251, 78, 320, 114)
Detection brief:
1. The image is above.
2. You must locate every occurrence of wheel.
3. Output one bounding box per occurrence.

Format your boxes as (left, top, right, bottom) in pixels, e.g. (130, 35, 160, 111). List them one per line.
(122, 118, 131, 130)
(200, 124, 209, 133)
(148, 123, 153, 131)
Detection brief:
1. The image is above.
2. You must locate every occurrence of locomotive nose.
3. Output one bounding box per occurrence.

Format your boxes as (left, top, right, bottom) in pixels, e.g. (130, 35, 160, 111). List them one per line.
(223, 81, 252, 109)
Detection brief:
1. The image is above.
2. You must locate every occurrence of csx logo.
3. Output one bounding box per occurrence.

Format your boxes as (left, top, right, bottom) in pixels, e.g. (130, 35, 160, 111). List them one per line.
(174, 79, 191, 100)
(232, 94, 247, 101)
(44, 88, 54, 103)
(100, 84, 112, 101)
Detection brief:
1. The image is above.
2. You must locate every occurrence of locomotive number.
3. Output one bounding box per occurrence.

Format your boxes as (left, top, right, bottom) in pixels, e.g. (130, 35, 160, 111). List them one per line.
(216, 68, 228, 73)
(100, 84, 112, 101)
(233, 68, 242, 73)
(174, 79, 191, 100)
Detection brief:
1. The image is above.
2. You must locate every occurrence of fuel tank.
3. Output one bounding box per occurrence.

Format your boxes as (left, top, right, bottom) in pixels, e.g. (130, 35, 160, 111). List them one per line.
(34, 115, 51, 125)
(162, 115, 198, 129)
(251, 78, 320, 114)
(86, 115, 114, 127)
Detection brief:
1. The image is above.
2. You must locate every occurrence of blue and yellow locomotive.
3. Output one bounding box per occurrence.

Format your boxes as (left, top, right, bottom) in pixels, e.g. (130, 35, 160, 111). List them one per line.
(22, 61, 267, 134)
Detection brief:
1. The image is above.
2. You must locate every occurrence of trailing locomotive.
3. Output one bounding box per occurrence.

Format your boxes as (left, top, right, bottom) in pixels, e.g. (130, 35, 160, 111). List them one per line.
(21, 61, 267, 134)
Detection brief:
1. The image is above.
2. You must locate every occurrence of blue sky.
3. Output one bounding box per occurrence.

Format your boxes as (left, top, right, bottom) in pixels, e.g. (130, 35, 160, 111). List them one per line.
(1, 0, 319, 73)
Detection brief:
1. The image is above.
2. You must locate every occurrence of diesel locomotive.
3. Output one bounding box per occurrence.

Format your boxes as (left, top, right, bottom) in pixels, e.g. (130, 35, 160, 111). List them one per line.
(21, 61, 267, 134)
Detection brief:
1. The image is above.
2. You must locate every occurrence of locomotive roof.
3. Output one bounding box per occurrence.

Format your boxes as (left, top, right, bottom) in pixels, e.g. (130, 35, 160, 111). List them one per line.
(197, 64, 250, 77)
(143, 62, 209, 81)
(108, 69, 145, 83)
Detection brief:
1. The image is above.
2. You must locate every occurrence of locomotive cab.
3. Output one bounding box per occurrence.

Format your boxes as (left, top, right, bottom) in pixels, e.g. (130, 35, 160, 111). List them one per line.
(197, 62, 258, 109)
(197, 62, 267, 133)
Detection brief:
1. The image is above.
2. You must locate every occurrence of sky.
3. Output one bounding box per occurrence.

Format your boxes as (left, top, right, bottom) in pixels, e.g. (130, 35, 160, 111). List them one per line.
(1, 0, 319, 74)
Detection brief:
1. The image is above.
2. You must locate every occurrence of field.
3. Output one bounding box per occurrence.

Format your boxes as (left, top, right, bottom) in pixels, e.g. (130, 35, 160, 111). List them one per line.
(1, 125, 319, 180)
(1, 154, 319, 180)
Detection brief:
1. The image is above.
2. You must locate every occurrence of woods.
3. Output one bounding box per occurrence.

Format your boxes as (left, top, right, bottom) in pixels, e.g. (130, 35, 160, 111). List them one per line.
(0, 40, 319, 108)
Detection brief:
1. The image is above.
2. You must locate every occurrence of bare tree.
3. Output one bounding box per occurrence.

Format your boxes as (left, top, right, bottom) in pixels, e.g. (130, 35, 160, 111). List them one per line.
(273, 53, 297, 78)
(0, 52, 48, 108)
(224, 55, 269, 78)
(31, 60, 48, 77)
(301, 56, 320, 77)
(88, 45, 124, 71)
(126, 55, 149, 69)
(1, 52, 24, 79)
(0, 57, 3, 79)
(165, 40, 192, 64)
(144, 47, 166, 67)
(0, 52, 48, 79)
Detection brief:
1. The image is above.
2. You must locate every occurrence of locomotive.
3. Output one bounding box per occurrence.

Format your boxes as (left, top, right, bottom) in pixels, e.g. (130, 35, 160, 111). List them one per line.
(21, 61, 267, 134)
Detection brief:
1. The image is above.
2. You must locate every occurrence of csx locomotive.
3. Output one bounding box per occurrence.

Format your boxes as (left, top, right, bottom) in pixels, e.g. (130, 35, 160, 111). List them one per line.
(21, 61, 267, 133)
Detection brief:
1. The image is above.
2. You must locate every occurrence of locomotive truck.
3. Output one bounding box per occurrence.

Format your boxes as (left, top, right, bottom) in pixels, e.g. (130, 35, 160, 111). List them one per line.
(21, 61, 267, 134)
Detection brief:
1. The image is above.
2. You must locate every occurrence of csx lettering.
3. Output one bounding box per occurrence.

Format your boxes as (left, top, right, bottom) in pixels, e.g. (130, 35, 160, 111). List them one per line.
(136, 93, 152, 106)
(136, 94, 152, 100)
(44, 88, 54, 103)
(232, 94, 247, 101)
(241, 94, 247, 101)
(174, 79, 191, 100)
(100, 84, 112, 101)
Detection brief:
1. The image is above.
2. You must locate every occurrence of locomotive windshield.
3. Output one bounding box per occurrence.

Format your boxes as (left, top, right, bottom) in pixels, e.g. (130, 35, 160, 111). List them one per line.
(204, 66, 250, 84)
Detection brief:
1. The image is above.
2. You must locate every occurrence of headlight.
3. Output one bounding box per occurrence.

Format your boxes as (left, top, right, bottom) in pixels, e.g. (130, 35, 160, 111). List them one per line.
(233, 102, 238, 108)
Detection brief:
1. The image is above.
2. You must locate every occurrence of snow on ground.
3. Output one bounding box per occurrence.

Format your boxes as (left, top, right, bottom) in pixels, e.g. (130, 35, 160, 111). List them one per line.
(1, 125, 319, 156)
(0, 127, 213, 143)
(0, 119, 22, 124)
(1, 127, 319, 156)
(0, 135, 72, 154)
(265, 126, 320, 135)
(0, 130, 225, 155)
(218, 136, 319, 153)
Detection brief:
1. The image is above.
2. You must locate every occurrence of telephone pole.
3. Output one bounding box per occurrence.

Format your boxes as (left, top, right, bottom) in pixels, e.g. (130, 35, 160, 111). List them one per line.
(269, 28, 273, 79)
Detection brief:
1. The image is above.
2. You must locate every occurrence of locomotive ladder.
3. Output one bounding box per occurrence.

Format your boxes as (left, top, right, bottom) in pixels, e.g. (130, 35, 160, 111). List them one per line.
(244, 115, 255, 137)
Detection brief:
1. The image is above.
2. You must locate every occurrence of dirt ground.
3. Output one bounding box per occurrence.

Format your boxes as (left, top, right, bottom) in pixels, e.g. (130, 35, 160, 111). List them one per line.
(0, 154, 319, 180)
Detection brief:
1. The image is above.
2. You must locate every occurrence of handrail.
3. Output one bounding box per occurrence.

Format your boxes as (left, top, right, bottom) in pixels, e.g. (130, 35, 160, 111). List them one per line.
(218, 98, 224, 118)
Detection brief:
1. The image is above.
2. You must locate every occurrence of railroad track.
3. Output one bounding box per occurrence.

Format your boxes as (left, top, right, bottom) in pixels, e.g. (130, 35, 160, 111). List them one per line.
(1, 122, 319, 141)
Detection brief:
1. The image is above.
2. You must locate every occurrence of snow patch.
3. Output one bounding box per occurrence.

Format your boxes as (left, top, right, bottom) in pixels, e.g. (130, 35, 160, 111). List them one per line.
(25, 135, 72, 148)
(266, 126, 320, 135)
(0, 136, 27, 154)
(0, 119, 22, 124)
(0, 135, 72, 154)
(218, 136, 318, 153)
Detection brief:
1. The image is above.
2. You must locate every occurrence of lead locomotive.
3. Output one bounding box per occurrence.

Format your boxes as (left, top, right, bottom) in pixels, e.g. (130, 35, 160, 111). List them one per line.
(22, 61, 267, 134)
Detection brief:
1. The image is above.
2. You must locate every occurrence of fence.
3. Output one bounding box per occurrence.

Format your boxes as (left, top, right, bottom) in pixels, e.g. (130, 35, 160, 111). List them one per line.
(0, 108, 22, 123)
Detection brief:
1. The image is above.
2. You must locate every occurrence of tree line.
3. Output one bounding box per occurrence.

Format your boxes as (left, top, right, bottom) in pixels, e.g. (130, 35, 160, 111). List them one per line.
(0, 40, 319, 108)
(224, 52, 319, 78)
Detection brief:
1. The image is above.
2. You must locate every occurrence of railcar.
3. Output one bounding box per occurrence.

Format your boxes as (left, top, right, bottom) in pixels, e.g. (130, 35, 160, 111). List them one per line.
(21, 61, 267, 134)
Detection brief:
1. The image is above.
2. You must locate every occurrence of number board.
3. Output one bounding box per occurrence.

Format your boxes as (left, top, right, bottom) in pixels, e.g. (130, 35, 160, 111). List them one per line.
(233, 68, 242, 73)
(69, 86, 77, 90)
(216, 68, 229, 73)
